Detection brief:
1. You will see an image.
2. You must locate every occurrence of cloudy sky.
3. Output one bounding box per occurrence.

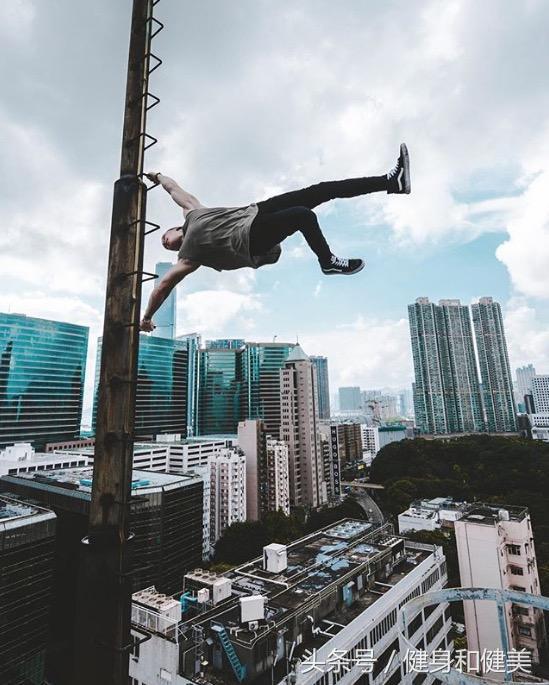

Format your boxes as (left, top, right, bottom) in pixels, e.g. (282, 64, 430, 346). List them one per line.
(2, 0, 549, 418)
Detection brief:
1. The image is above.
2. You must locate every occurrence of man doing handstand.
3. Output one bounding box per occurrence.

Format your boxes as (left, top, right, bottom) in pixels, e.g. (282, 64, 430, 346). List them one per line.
(140, 143, 411, 332)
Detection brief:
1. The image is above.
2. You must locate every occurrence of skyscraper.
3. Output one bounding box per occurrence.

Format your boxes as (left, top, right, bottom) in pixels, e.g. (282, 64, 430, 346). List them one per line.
(455, 504, 546, 664)
(280, 345, 325, 508)
(196, 341, 296, 437)
(338, 386, 362, 411)
(0, 495, 56, 685)
(532, 375, 549, 413)
(198, 346, 245, 435)
(310, 355, 331, 419)
(408, 298, 484, 434)
(515, 364, 536, 410)
(93, 334, 188, 439)
(209, 447, 246, 544)
(151, 261, 177, 338)
(0, 313, 89, 449)
(1, 468, 203, 685)
(471, 297, 517, 432)
(176, 333, 201, 437)
(237, 419, 290, 520)
(243, 342, 295, 436)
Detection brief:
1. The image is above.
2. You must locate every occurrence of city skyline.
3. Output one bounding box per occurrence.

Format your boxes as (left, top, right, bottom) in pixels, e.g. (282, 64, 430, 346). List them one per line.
(2, 2, 549, 425)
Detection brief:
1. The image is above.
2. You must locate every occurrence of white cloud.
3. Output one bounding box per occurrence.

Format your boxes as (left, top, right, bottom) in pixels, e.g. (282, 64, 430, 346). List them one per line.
(300, 316, 412, 391)
(0, 0, 35, 42)
(496, 170, 549, 299)
(176, 289, 262, 337)
(504, 298, 549, 374)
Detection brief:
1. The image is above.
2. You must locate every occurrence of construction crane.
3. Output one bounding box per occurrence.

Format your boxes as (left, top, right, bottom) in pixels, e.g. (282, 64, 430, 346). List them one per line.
(74, 2, 164, 683)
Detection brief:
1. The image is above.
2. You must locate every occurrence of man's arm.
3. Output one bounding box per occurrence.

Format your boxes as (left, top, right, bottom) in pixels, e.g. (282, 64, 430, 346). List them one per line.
(140, 259, 200, 332)
(146, 172, 203, 212)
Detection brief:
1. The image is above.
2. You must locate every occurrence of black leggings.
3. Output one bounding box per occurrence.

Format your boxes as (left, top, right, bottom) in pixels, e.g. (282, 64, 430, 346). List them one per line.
(249, 175, 387, 266)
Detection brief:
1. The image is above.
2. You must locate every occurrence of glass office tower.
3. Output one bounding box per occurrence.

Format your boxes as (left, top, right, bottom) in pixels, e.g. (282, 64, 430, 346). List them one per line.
(1, 468, 203, 685)
(197, 346, 245, 434)
(310, 355, 331, 419)
(0, 313, 88, 449)
(93, 334, 188, 439)
(151, 261, 177, 339)
(244, 342, 295, 436)
(0, 494, 56, 685)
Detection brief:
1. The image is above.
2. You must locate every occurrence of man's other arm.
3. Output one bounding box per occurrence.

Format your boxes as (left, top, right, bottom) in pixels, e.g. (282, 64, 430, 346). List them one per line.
(140, 259, 200, 331)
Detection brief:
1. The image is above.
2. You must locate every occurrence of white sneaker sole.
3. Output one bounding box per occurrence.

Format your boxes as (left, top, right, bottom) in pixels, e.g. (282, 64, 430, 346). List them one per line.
(322, 262, 365, 276)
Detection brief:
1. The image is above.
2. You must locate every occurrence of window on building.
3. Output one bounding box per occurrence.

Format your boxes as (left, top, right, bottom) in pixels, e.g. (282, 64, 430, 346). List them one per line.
(510, 565, 524, 576)
(507, 544, 521, 555)
(519, 626, 532, 637)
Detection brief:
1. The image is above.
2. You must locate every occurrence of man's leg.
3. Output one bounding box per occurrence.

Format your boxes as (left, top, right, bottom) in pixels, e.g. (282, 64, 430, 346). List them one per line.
(250, 206, 333, 265)
(256, 143, 410, 214)
(256, 176, 387, 215)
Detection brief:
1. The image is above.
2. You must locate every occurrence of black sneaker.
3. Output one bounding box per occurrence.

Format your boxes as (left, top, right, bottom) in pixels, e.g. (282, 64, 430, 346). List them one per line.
(387, 143, 411, 194)
(321, 255, 365, 276)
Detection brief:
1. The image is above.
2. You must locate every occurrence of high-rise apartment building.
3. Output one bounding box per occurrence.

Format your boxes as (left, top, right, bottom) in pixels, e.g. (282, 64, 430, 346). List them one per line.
(0, 313, 89, 449)
(151, 261, 177, 338)
(265, 437, 290, 515)
(209, 448, 246, 544)
(93, 334, 188, 439)
(310, 355, 331, 419)
(0, 468, 203, 685)
(455, 504, 547, 664)
(515, 364, 536, 411)
(338, 386, 362, 411)
(0, 495, 56, 685)
(237, 419, 290, 520)
(532, 375, 549, 413)
(280, 346, 325, 508)
(408, 298, 485, 435)
(360, 424, 380, 458)
(472, 297, 517, 432)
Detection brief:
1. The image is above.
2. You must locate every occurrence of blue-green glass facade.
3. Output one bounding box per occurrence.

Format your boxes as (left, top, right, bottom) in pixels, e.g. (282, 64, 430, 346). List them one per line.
(310, 356, 331, 419)
(197, 347, 245, 435)
(195, 342, 295, 437)
(93, 334, 188, 438)
(0, 313, 88, 449)
(243, 343, 295, 436)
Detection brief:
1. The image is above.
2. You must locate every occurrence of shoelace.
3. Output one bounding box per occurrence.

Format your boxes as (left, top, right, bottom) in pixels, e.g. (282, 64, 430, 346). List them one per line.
(331, 256, 349, 268)
(387, 159, 401, 179)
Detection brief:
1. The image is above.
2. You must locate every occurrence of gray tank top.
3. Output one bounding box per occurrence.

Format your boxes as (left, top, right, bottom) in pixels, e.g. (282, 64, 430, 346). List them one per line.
(177, 204, 281, 271)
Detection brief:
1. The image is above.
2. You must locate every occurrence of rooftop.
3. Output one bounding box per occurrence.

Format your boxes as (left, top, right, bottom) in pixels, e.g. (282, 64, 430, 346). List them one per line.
(461, 504, 529, 525)
(178, 519, 434, 648)
(1, 467, 202, 498)
(0, 494, 56, 530)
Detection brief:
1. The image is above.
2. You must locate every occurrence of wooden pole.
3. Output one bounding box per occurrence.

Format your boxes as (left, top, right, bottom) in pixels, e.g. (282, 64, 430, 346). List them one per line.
(75, 1, 156, 682)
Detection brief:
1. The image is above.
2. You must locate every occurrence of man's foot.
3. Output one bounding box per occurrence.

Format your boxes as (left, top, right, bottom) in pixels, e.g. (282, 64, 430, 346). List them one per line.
(321, 255, 365, 276)
(387, 143, 411, 194)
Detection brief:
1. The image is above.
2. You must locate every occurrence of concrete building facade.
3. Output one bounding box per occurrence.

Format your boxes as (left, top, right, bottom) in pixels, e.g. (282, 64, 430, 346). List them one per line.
(280, 346, 325, 509)
(455, 504, 547, 664)
(209, 447, 247, 545)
